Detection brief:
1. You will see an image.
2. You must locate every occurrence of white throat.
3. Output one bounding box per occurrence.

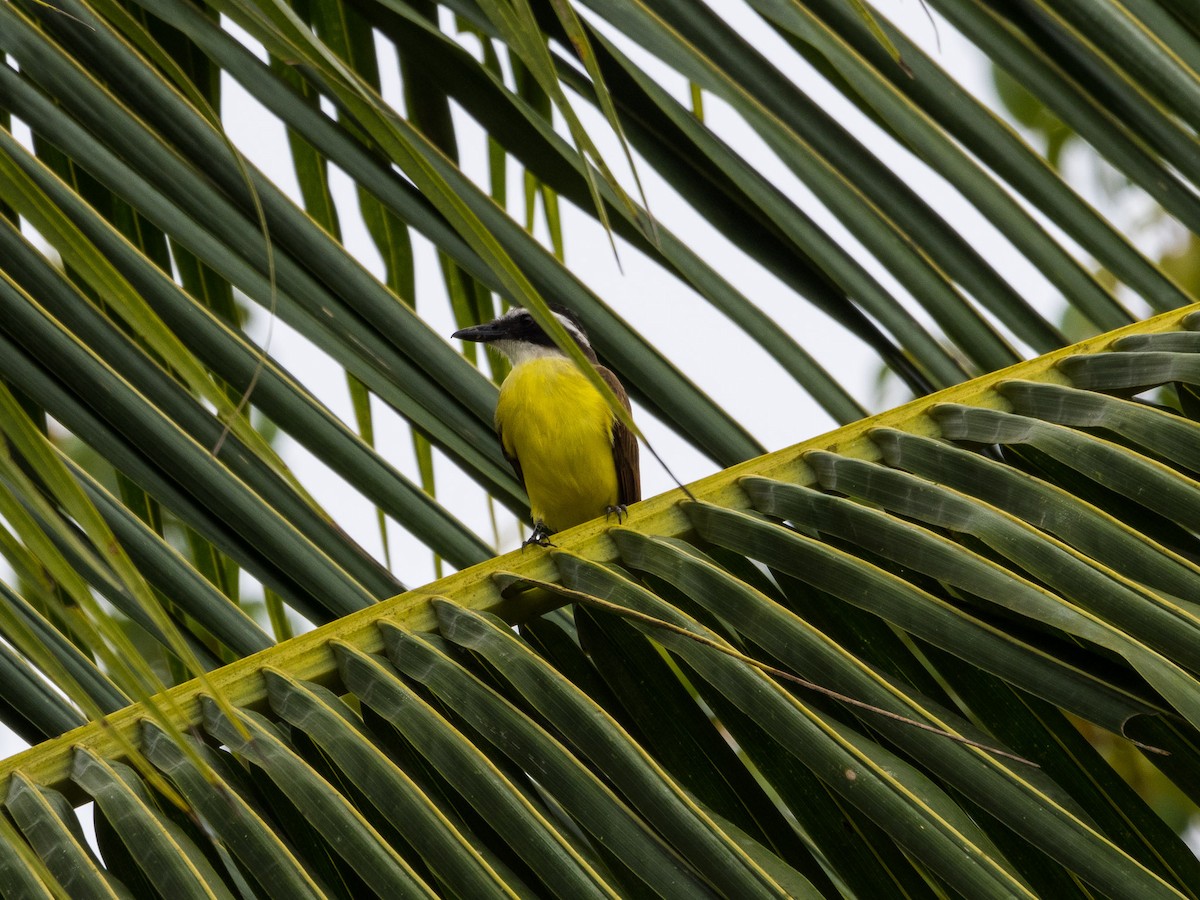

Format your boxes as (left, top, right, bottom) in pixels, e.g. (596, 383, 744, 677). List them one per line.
(494, 339, 569, 368)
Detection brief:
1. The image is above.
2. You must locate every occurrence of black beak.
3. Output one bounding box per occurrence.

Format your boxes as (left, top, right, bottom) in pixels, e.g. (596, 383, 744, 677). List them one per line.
(452, 320, 508, 343)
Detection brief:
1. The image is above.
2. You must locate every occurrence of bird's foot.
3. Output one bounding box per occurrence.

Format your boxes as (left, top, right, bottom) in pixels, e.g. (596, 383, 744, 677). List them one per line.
(523, 522, 556, 549)
(604, 504, 629, 523)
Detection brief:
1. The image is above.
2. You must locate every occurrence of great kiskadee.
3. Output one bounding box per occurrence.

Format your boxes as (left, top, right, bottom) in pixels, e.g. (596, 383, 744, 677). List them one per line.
(453, 306, 640, 546)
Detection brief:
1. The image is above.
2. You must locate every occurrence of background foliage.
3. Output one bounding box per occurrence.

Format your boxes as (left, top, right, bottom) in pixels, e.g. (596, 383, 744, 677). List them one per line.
(2, 0, 1200, 896)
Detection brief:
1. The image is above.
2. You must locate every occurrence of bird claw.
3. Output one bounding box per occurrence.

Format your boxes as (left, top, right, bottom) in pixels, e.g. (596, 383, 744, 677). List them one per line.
(604, 504, 628, 523)
(523, 522, 556, 549)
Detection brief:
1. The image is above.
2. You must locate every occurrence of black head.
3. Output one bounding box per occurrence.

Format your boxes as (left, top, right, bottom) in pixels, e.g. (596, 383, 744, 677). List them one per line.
(452, 305, 594, 360)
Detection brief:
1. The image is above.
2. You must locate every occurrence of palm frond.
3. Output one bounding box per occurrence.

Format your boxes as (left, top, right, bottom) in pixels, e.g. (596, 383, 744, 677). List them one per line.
(3, 0, 1200, 894)
(1, 311, 1198, 896)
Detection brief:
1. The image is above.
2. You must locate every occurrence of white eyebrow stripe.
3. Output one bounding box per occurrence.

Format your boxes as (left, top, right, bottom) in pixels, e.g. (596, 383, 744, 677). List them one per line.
(552, 311, 590, 349)
(499, 307, 591, 349)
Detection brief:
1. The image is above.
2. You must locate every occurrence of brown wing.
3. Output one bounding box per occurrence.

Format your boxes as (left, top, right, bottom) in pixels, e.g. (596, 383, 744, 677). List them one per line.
(600, 366, 641, 505)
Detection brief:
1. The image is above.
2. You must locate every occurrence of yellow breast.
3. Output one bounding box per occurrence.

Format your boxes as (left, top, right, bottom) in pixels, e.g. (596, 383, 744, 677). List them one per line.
(496, 358, 619, 533)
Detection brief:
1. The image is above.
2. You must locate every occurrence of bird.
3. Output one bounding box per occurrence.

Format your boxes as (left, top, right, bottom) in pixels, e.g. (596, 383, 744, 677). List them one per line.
(453, 305, 640, 547)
